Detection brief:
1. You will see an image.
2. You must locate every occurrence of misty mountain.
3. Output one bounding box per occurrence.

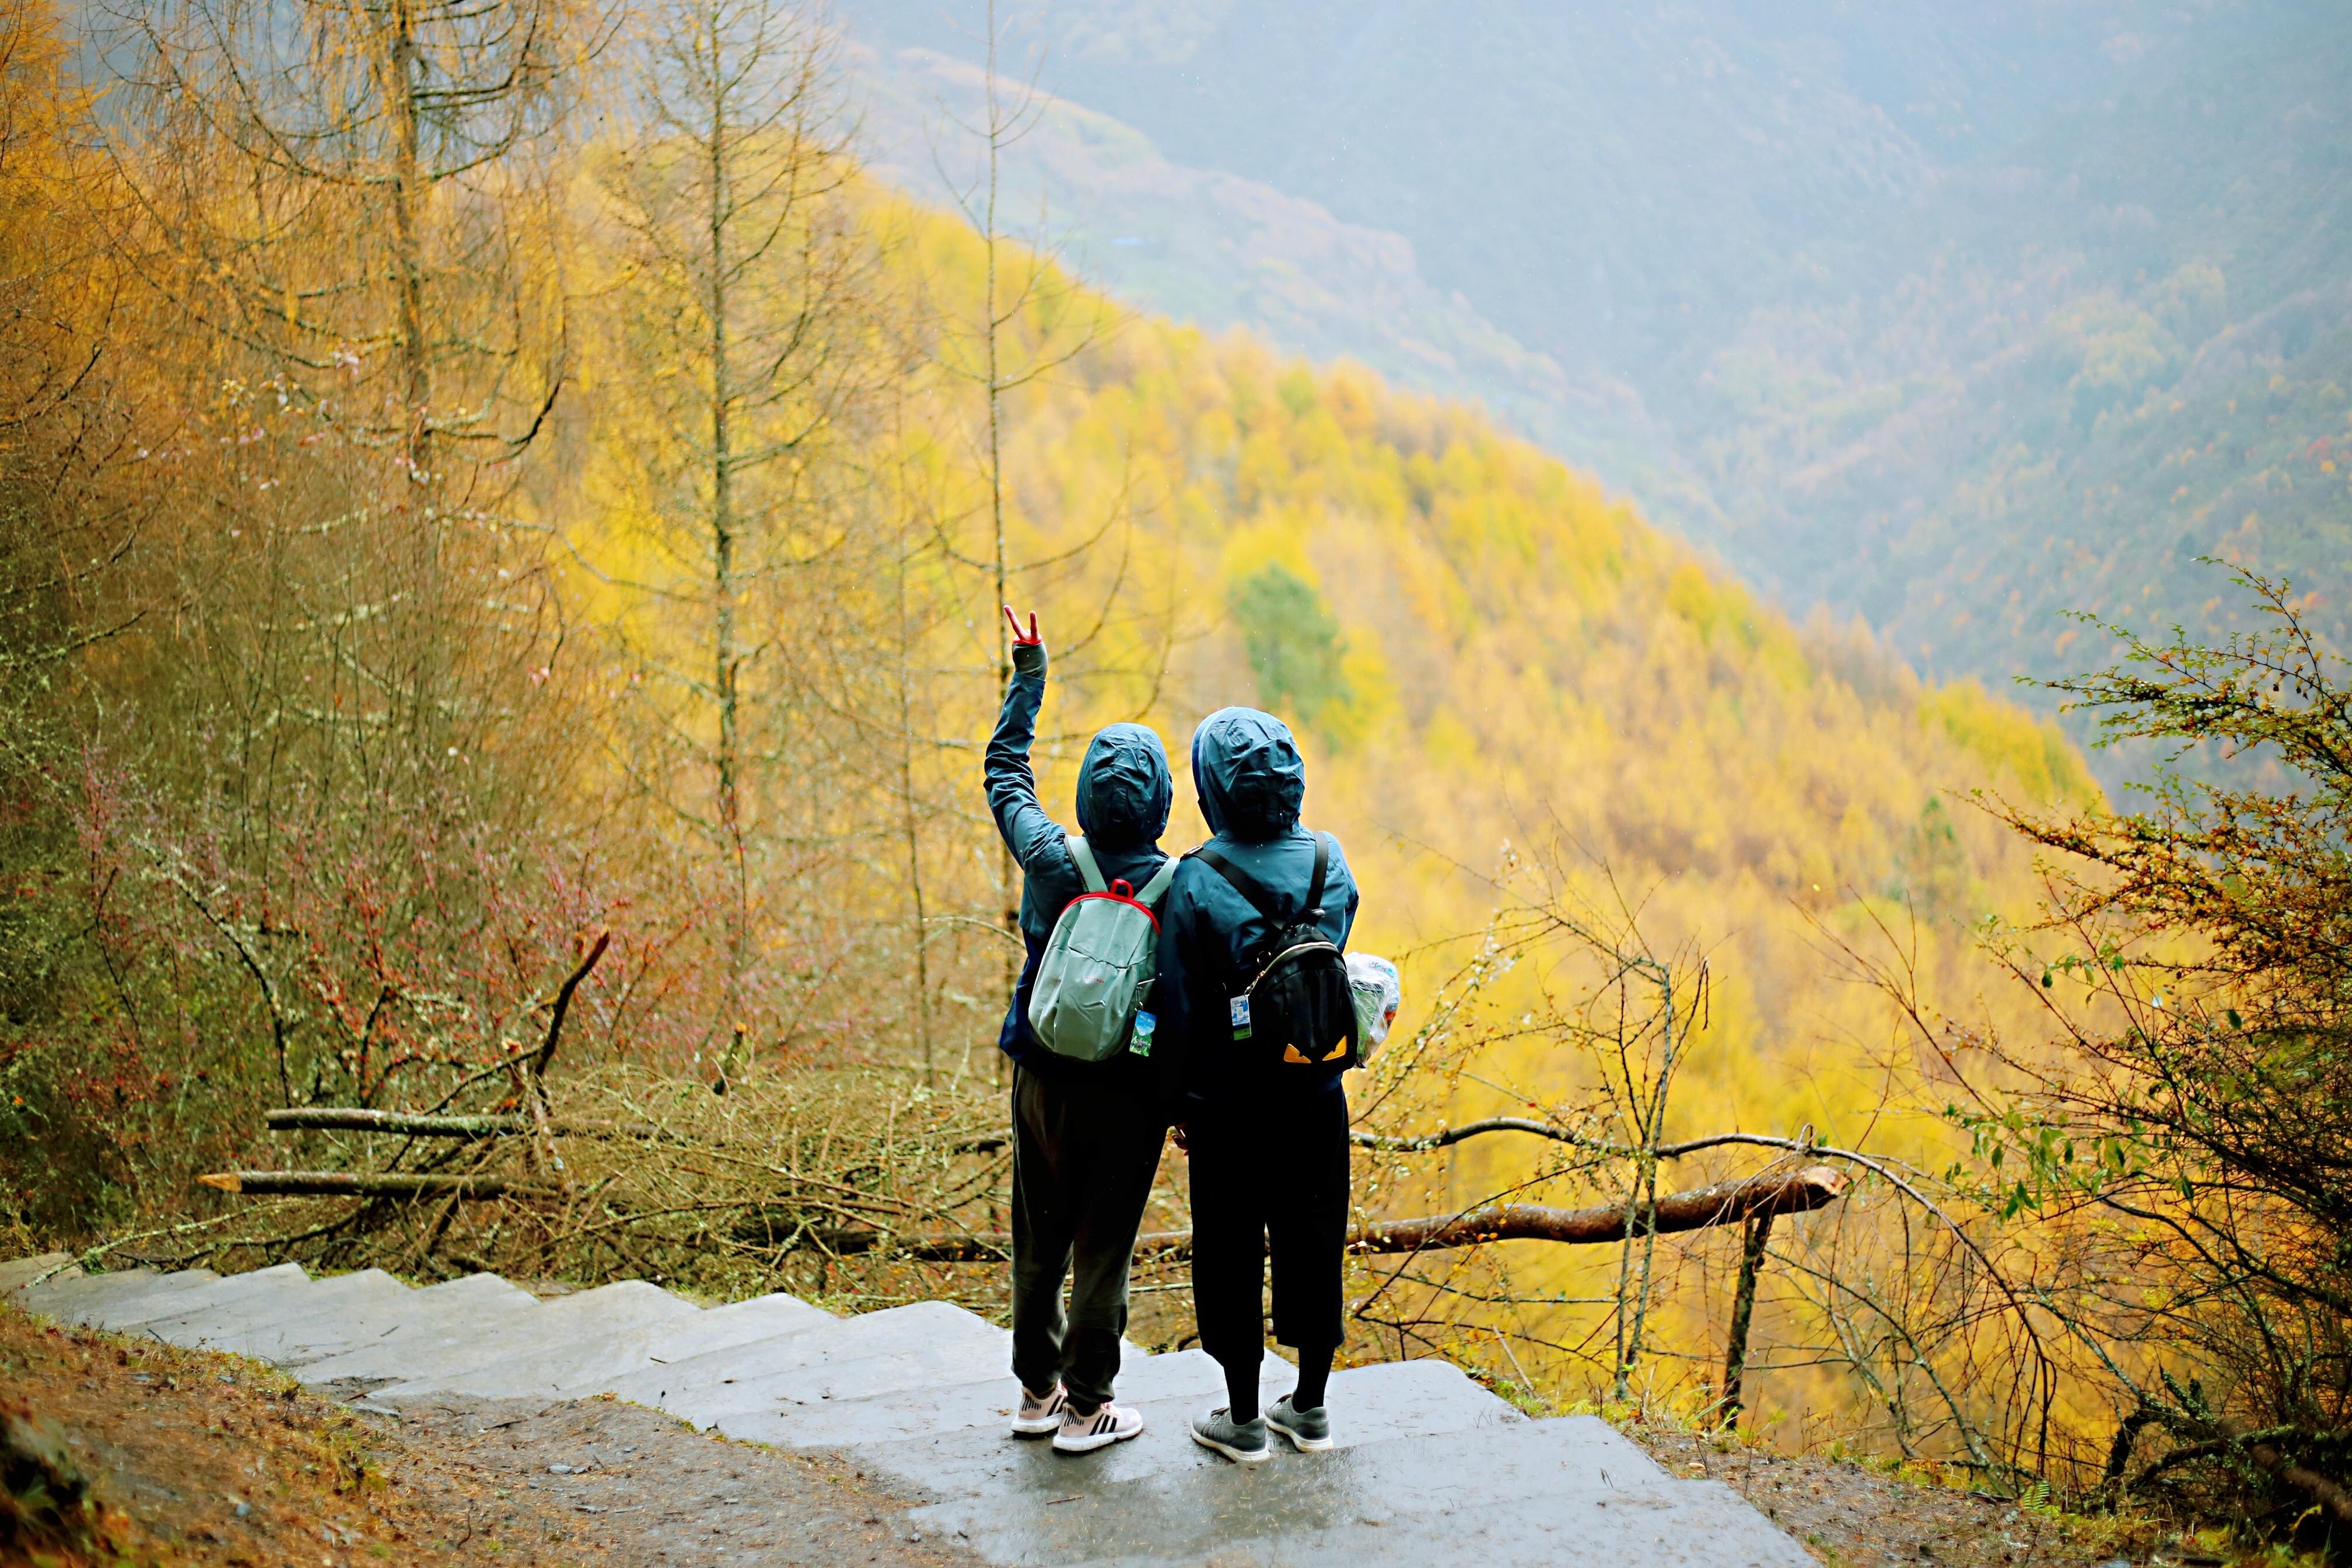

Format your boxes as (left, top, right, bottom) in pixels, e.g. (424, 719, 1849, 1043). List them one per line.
(833, 0, 2352, 780)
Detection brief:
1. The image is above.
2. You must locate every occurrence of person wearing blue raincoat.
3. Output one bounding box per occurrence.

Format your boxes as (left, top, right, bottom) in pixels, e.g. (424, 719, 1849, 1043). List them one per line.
(1153, 706, 1360, 1464)
(981, 608, 1168, 1454)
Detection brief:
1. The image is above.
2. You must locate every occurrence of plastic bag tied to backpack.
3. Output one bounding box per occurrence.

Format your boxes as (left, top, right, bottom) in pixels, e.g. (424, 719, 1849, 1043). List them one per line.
(1346, 952, 1402, 1058)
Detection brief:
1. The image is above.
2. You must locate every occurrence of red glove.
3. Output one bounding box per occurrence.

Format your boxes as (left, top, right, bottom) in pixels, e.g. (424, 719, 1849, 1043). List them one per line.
(1005, 605, 1046, 675)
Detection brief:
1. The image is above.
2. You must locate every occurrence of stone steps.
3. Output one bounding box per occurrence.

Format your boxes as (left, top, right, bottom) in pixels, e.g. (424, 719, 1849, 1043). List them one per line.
(842, 1356, 1531, 1507)
(298, 1276, 658, 1385)
(601, 1298, 1002, 1426)
(0, 1254, 78, 1296)
(84, 1265, 295, 1333)
(896, 1416, 1814, 1567)
(138, 1266, 401, 1356)
(1037, 1472, 1813, 1568)
(4, 1254, 1810, 1567)
(726, 1348, 1227, 1452)
(376, 1287, 832, 1402)
(20, 1264, 170, 1319)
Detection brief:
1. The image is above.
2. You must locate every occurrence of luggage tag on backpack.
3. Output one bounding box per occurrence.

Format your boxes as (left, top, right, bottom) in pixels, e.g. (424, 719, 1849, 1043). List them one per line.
(1228, 995, 1252, 1041)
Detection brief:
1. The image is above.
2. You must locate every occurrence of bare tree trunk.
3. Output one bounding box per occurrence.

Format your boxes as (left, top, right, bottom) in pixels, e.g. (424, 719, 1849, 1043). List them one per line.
(1720, 1209, 1774, 1429)
(1616, 961, 1689, 1401)
(388, 0, 429, 492)
(982, 0, 1016, 1088)
(383, 0, 442, 754)
(898, 537, 936, 1086)
(704, 16, 748, 1002)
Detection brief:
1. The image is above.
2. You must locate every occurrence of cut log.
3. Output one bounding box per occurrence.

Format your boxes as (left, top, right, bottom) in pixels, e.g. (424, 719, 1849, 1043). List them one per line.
(795, 1164, 1846, 1263)
(1346, 1164, 1845, 1252)
(197, 1171, 561, 1200)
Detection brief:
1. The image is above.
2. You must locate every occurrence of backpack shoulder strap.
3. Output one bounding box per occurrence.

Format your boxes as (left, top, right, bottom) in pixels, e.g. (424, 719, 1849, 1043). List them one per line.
(1304, 832, 1331, 919)
(1133, 853, 1178, 908)
(1065, 832, 1108, 895)
(1193, 843, 1287, 928)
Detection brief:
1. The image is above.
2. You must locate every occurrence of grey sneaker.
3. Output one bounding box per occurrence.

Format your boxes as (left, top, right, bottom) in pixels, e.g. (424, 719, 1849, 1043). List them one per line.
(1010, 1383, 1066, 1437)
(1054, 1400, 1143, 1454)
(1265, 1393, 1332, 1451)
(1189, 1405, 1272, 1464)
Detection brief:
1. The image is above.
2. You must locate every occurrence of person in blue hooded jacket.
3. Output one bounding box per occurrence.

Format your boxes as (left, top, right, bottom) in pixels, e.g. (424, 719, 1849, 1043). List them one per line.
(1154, 706, 1360, 1464)
(983, 606, 1170, 1455)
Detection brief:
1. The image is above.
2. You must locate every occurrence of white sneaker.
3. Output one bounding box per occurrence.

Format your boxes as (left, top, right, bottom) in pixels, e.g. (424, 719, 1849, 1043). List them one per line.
(1052, 1400, 1143, 1454)
(1011, 1383, 1067, 1437)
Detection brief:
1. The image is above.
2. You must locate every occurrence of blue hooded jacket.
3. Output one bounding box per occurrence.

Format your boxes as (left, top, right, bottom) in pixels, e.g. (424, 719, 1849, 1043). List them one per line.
(1154, 707, 1359, 1108)
(985, 642, 1174, 1081)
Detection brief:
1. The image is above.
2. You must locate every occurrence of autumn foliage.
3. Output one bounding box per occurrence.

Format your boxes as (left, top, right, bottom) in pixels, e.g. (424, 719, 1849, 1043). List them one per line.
(24, 0, 2351, 1544)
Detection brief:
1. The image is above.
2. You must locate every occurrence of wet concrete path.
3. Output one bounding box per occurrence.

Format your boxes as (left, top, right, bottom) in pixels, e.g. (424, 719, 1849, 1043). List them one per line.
(5, 1252, 1807, 1566)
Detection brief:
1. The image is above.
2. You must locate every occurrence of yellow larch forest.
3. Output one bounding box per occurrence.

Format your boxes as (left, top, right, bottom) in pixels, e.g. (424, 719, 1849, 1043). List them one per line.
(2, 0, 2111, 1478)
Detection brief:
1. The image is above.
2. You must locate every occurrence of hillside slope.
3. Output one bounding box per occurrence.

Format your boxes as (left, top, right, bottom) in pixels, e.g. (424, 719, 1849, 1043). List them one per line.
(584, 192, 2101, 1146)
(985, 320, 2089, 1144)
(839, 44, 1731, 542)
(1689, 10, 2352, 701)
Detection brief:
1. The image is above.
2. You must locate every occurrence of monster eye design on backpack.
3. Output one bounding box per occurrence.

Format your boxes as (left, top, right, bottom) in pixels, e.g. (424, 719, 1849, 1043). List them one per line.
(1195, 833, 1360, 1073)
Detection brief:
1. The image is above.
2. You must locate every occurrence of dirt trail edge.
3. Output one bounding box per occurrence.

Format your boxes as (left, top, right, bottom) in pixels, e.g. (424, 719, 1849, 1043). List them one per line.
(2, 1305, 979, 1568)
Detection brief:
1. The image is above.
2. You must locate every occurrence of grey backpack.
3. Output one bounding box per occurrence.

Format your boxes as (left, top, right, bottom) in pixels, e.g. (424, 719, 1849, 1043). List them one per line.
(1027, 834, 1175, 1062)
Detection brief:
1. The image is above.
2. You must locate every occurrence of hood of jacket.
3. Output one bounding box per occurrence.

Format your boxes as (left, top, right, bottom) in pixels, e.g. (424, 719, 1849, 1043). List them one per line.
(1074, 722, 1173, 851)
(1190, 707, 1306, 842)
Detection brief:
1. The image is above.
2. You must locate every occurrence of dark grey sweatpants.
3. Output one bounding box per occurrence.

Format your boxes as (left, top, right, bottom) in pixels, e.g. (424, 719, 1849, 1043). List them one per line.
(1010, 1063, 1167, 1412)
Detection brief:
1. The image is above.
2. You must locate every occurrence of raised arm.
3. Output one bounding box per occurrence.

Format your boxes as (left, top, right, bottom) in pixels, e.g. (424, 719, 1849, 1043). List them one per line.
(984, 607, 1068, 873)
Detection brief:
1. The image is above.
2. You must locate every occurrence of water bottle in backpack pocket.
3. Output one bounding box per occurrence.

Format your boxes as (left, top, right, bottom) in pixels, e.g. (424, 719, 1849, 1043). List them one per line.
(1026, 834, 1175, 1062)
(1346, 951, 1402, 1059)
(1196, 833, 1359, 1072)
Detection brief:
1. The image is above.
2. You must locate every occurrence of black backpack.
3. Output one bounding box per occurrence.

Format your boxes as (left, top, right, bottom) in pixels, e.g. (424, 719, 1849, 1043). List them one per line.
(1196, 833, 1360, 1073)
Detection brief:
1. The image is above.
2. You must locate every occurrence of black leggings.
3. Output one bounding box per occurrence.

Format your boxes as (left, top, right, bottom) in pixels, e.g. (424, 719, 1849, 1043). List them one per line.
(1187, 1083, 1349, 1406)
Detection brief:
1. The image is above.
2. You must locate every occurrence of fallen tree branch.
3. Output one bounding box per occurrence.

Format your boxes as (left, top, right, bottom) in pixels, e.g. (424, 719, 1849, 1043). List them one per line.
(198, 1171, 562, 1200)
(267, 1109, 531, 1139)
(262, 1108, 672, 1141)
(2248, 1441, 2352, 1526)
(800, 1165, 1846, 1262)
(6, 1210, 260, 1290)
(1350, 1117, 1574, 1154)
(1351, 1118, 1850, 1164)
(2113, 1425, 2352, 1527)
(531, 929, 611, 1108)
